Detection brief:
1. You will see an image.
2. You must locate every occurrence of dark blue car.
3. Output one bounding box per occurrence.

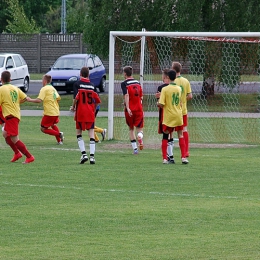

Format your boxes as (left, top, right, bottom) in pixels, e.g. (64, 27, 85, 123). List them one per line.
(47, 54, 106, 93)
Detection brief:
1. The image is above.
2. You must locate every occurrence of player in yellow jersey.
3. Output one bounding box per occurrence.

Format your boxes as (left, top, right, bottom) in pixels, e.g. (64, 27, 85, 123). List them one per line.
(172, 62, 192, 157)
(0, 71, 35, 163)
(158, 70, 188, 164)
(155, 69, 175, 163)
(27, 74, 64, 144)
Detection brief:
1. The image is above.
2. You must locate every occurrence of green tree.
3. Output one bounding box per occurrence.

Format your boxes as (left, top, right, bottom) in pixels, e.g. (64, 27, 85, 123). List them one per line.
(66, 0, 88, 33)
(5, 0, 40, 33)
(43, 6, 61, 33)
(21, 0, 61, 32)
(0, 1, 9, 32)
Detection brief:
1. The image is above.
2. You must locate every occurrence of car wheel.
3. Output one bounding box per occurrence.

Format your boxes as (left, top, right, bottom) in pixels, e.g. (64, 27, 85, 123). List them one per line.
(99, 77, 106, 92)
(21, 77, 29, 93)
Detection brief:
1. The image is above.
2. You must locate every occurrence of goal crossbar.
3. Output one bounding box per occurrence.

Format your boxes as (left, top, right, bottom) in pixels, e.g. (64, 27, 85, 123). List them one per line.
(108, 31, 260, 142)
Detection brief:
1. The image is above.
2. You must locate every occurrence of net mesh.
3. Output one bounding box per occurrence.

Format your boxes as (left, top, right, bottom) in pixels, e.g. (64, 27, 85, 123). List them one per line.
(110, 35, 260, 145)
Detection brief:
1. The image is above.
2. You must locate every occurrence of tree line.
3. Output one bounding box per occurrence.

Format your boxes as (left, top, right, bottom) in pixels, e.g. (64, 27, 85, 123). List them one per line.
(1, 0, 260, 57)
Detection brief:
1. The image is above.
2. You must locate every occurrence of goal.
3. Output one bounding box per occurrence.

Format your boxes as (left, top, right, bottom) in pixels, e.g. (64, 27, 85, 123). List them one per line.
(108, 31, 260, 145)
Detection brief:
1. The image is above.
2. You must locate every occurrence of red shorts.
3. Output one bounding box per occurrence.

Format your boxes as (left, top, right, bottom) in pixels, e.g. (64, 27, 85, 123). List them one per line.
(125, 110, 144, 129)
(0, 110, 5, 125)
(41, 115, 59, 128)
(175, 125, 184, 131)
(183, 114, 188, 127)
(4, 116, 19, 136)
(162, 124, 175, 134)
(76, 121, 95, 131)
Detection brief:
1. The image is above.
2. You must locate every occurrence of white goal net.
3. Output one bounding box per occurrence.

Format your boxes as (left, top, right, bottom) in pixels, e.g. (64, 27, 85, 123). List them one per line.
(108, 31, 260, 145)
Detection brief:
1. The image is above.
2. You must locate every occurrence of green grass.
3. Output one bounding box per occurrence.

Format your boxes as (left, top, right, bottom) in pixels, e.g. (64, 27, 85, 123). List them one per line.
(1, 116, 260, 259)
(30, 73, 43, 80)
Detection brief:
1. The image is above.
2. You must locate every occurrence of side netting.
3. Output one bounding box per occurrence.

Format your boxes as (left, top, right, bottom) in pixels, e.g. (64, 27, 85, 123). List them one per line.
(108, 31, 260, 145)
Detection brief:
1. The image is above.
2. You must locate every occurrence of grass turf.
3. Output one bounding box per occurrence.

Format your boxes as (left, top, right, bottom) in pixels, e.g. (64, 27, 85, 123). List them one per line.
(0, 116, 260, 259)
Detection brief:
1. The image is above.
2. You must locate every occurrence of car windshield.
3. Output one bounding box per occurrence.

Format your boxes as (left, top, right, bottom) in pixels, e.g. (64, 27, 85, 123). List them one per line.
(53, 57, 85, 70)
(0, 57, 5, 68)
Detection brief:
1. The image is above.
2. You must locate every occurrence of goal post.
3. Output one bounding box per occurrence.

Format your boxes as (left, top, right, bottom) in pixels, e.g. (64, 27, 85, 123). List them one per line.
(108, 31, 260, 144)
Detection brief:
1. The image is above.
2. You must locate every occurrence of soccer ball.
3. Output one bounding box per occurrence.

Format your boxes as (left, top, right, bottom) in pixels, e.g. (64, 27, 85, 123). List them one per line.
(137, 132, 143, 140)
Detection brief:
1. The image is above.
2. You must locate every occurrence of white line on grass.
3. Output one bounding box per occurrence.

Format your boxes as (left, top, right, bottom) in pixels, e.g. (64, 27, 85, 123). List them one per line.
(2, 182, 260, 201)
(39, 147, 125, 153)
(2, 181, 82, 190)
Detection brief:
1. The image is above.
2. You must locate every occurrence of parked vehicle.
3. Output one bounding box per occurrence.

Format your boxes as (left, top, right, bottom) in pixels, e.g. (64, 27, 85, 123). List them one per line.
(46, 54, 106, 93)
(0, 53, 30, 92)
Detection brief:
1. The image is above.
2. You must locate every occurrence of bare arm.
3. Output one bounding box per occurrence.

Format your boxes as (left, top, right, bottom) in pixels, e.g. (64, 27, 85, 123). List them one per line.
(70, 98, 77, 111)
(124, 93, 132, 116)
(187, 92, 192, 101)
(26, 97, 42, 103)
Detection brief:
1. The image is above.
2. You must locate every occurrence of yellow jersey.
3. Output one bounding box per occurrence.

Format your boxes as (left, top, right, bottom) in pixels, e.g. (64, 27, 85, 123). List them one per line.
(37, 84, 61, 116)
(174, 76, 191, 115)
(0, 83, 27, 120)
(159, 83, 183, 127)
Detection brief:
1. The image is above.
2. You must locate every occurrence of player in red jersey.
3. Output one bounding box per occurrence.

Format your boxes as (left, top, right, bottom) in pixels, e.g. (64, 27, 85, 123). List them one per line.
(155, 69, 175, 164)
(0, 71, 34, 163)
(121, 66, 144, 154)
(71, 67, 101, 164)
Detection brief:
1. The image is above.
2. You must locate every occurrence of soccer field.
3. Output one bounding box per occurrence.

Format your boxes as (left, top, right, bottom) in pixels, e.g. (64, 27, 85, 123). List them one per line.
(1, 116, 260, 259)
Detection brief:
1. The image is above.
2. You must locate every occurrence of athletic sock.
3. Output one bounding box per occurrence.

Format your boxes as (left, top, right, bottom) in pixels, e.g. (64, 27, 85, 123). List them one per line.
(43, 128, 60, 139)
(89, 138, 95, 155)
(179, 137, 187, 158)
(5, 136, 19, 154)
(183, 131, 189, 155)
(15, 140, 32, 158)
(131, 139, 138, 151)
(52, 125, 61, 142)
(161, 139, 168, 160)
(77, 135, 85, 153)
(167, 138, 174, 157)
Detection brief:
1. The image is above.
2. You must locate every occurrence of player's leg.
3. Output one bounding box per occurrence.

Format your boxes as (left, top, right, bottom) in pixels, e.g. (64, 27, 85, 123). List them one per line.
(95, 126, 107, 141)
(4, 118, 34, 163)
(2, 123, 22, 161)
(161, 132, 169, 164)
(176, 129, 188, 164)
(40, 116, 62, 144)
(130, 128, 138, 154)
(182, 115, 189, 157)
(135, 112, 144, 150)
(125, 112, 138, 154)
(167, 132, 174, 163)
(88, 127, 96, 164)
(52, 124, 64, 143)
(76, 126, 88, 164)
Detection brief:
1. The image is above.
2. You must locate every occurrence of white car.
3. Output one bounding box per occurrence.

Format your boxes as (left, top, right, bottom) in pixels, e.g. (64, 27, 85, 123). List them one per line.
(0, 53, 30, 93)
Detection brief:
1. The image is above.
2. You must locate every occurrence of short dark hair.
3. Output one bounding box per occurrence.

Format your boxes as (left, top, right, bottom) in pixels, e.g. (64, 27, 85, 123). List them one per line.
(80, 66, 89, 78)
(167, 70, 176, 81)
(123, 66, 133, 77)
(1, 70, 11, 83)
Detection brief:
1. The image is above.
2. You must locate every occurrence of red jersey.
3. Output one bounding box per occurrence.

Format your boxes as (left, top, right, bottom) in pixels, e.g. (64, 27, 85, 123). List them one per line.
(121, 79, 143, 112)
(74, 88, 101, 123)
